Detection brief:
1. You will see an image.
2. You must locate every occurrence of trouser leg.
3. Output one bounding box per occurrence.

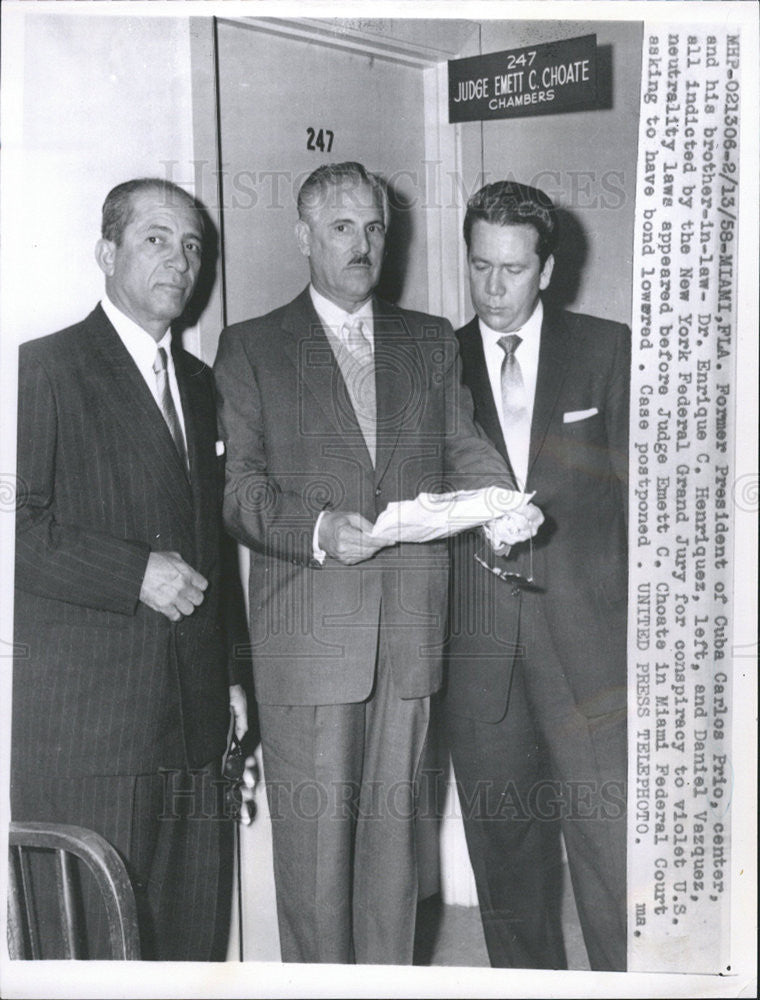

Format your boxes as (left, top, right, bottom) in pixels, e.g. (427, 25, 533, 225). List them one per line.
(258, 698, 364, 964)
(258, 651, 429, 965)
(520, 596, 627, 972)
(447, 665, 567, 969)
(138, 761, 233, 961)
(352, 650, 429, 966)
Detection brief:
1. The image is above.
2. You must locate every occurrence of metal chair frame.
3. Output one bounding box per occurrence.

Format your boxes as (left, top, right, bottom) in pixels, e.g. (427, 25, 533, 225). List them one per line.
(7, 821, 141, 960)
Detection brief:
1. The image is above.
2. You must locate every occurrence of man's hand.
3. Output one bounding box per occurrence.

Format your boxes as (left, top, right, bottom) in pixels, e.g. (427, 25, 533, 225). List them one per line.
(239, 755, 259, 826)
(318, 511, 386, 565)
(139, 551, 208, 621)
(484, 502, 545, 555)
(229, 684, 248, 740)
(225, 690, 255, 825)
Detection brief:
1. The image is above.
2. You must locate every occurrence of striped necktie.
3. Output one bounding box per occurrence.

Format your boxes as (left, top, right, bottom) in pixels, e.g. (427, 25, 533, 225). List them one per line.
(498, 333, 530, 489)
(341, 318, 376, 465)
(152, 347, 189, 470)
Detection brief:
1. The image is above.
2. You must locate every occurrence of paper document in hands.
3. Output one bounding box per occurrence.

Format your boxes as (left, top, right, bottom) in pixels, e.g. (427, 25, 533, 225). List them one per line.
(370, 486, 534, 544)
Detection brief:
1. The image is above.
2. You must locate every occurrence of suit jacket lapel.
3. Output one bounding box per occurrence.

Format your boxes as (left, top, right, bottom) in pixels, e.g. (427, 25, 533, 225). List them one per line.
(457, 317, 513, 471)
(281, 288, 374, 472)
(372, 298, 416, 485)
(84, 306, 194, 525)
(174, 347, 217, 567)
(529, 309, 571, 476)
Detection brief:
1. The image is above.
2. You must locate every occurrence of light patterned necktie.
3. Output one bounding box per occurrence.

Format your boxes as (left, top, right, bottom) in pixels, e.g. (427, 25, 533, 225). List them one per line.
(341, 317, 376, 465)
(152, 347, 189, 470)
(498, 333, 530, 489)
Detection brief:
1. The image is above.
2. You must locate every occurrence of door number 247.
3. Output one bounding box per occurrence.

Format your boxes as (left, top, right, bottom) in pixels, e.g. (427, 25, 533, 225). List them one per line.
(306, 128, 334, 152)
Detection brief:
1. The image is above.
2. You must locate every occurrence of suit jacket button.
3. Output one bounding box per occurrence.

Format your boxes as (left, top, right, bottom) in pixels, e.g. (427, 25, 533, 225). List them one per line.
(375, 488, 381, 496)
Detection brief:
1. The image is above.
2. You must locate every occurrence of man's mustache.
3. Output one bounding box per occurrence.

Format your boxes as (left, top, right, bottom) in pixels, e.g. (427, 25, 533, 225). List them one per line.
(349, 254, 372, 266)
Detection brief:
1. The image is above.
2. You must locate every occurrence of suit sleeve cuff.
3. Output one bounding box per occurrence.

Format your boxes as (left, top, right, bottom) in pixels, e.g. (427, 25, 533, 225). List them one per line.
(312, 511, 327, 566)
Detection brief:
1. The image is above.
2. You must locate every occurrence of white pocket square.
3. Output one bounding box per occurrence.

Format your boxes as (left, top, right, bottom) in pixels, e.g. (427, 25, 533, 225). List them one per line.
(215, 440, 226, 456)
(563, 407, 598, 423)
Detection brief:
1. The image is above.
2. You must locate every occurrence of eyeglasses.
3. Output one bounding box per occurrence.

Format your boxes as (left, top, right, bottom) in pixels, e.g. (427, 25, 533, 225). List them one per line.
(223, 734, 255, 824)
(473, 534, 538, 592)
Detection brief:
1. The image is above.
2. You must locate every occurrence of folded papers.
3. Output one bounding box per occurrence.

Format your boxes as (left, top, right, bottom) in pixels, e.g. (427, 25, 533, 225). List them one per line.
(370, 486, 534, 544)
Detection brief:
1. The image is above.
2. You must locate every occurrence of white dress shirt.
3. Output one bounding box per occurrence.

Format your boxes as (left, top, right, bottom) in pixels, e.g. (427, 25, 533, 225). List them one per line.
(100, 295, 187, 441)
(309, 286, 375, 562)
(478, 298, 543, 491)
(309, 285, 375, 353)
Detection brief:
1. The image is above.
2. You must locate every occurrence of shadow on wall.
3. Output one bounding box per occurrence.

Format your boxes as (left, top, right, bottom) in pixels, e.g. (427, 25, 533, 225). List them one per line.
(545, 208, 589, 313)
(173, 202, 219, 341)
(596, 44, 614, 112)
(542, 42, 613, 312)
(376, 179, 415, 306)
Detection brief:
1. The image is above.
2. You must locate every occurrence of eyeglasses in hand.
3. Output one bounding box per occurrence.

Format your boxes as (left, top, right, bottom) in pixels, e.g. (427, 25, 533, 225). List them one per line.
(223, 733, 256, 824)
(473, 533, 539, 591)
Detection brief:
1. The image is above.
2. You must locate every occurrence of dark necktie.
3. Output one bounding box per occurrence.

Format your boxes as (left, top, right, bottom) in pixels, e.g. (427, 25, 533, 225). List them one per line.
(498, 333, 530, 488)
(152, 347, 188, 469)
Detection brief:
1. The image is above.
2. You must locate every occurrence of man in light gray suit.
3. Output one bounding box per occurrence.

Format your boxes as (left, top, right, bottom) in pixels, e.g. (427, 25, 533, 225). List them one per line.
(214, 161, 541, 965)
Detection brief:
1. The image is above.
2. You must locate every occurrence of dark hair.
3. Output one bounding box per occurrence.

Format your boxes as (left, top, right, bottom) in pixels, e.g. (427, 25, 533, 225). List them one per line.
(101, 178, 200, 245)
(297, 162, 389, 227)
(463, 181, 558, 266)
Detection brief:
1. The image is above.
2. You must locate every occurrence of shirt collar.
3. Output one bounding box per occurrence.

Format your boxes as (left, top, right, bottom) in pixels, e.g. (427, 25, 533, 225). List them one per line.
(478, 297, 543, 347)
(101, 294, 173, 364)
(309, 285, 374, 334)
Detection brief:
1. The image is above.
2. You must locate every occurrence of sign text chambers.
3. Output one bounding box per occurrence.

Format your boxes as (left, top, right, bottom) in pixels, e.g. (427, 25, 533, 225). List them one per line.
(448, 34, 597, 123)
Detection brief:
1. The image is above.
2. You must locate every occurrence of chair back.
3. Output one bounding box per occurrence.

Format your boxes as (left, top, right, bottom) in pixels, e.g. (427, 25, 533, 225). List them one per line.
(8, 821, 141, 960)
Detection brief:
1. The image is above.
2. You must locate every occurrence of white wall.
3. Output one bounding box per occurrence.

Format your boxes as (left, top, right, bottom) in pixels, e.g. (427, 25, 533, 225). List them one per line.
(2, 11, 198, 349)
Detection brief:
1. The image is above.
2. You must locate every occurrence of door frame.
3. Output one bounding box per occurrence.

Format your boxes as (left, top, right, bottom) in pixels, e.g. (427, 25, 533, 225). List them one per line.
(189, 15, 477, 360)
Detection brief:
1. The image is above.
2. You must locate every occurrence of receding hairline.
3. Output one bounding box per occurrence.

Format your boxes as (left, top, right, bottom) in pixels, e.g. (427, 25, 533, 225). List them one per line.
(297, 165, 389, 227)
(129, 187, 202, 226)
(302, 181, 385, 218)
(127, 184, 201, 218)
(101, 178, 204, 244)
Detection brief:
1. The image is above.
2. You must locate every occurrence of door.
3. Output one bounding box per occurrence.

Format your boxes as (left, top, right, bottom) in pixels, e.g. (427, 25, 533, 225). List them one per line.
(215, 17, 434, 325)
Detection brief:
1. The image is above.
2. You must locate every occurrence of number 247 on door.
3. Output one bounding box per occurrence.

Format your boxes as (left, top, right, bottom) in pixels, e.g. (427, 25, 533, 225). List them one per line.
(306, 128, 334, 152)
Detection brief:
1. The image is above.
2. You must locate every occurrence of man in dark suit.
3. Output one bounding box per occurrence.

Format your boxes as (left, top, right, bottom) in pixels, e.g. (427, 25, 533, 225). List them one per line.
(12, 178, 248, 960)
(214, 162, 541, 965)
(446, 181, 629, 971)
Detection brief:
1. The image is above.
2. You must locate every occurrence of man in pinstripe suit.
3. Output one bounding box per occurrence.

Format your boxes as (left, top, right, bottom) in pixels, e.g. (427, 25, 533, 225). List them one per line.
(12, 178, 248, 959)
